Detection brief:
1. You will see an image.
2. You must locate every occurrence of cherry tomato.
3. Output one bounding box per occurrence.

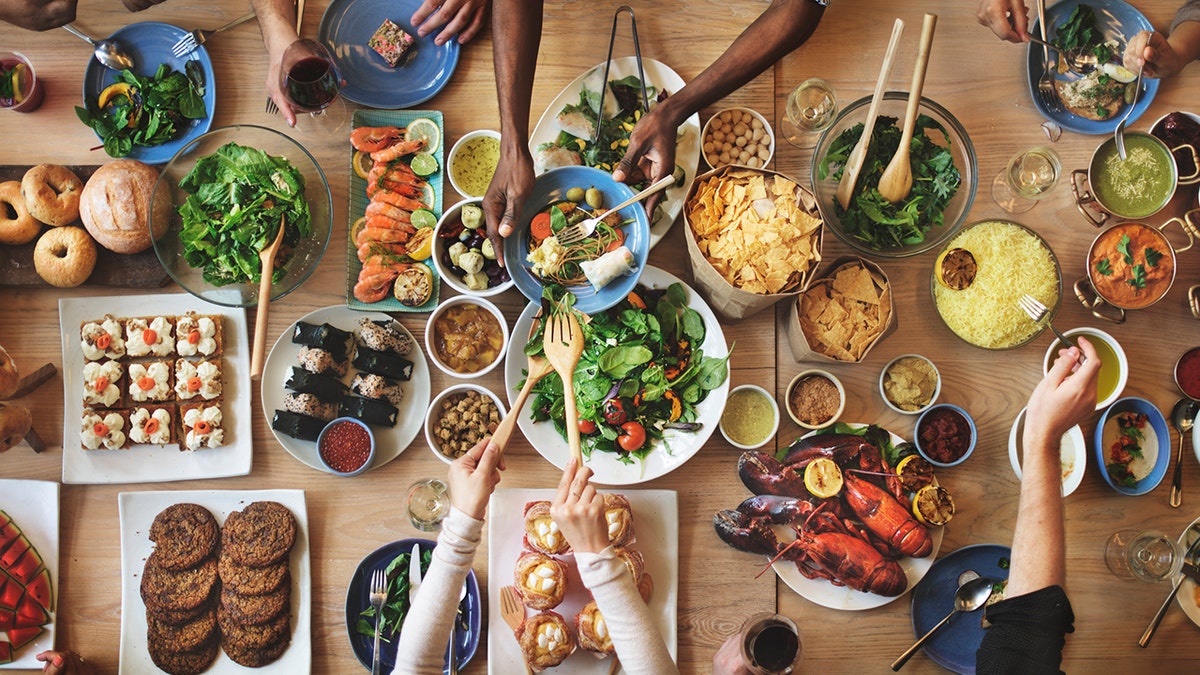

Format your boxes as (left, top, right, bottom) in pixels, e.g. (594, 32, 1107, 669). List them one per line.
(602, 399, 628, 426)
(617, 421, 646, 452)
(578, 419, 597, 435)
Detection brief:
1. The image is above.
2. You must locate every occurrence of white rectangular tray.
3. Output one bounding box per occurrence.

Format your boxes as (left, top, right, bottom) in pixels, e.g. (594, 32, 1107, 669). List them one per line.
(0, 479, 58, 669)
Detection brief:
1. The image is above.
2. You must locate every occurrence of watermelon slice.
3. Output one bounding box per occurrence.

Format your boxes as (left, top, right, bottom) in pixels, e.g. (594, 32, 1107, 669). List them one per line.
(8, 547, 41, 586)
(24, 569, 51, 613)
(13, 594, 47, 629)
(0, 640, 11, 665)
(0, 522, 19, 552)
(0, 535, 28, 569)
(0, 574, 21, 611)
(6, 625, 42, 650)
(0, 511, 10, 528)
(0, 608, 14, 631)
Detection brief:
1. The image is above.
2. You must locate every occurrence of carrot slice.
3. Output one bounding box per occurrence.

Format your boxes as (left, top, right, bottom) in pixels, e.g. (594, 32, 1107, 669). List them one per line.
(605, 228, 627, 253)
(137, 376, 156, 391)
(142, 328, 158, 345)
(95, 333, 111, 349)
(92, 422, 109, 436)
(187, 376, 202, 392)
(92, 376, 110, 392)
(194, 420, 212, 434)
(144, 418, 160, 434)
(530, 212, 553, 241)
(188, 329, 201, 344)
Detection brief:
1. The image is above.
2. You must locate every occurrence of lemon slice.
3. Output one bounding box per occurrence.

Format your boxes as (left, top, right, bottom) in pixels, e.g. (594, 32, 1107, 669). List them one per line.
(935, 247, 976, 290)
(912, 485, 955, 526)
(352, 150, 373, 180)
(406, 117, 441, 152)
(407, 227, 434, 261)
(804, 458, 844, 499)
(349, 216, 367, 245)
(896, 455, 935, 493)
(11, 64, 28, 104)
(420, 183, 437, 210)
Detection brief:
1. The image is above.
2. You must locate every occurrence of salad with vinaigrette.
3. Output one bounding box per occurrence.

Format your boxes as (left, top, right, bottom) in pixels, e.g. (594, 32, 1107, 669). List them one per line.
(524, 284, 730, 465)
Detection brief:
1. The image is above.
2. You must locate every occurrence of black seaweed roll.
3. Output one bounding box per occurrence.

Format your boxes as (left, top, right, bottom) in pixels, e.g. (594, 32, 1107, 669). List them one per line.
(291, 321, 352, 358)
(339, 396, 399, 427)
(272, 409, 326, 441)
(285, 366, 348, 402)
(353, 347, 414, 381)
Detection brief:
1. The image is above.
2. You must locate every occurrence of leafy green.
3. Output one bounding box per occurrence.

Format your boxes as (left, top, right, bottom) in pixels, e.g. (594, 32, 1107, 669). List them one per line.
(0, 63, 14, 100)
(817, 115, 960, 250)
(355, 548, 432, 642)
(1095, 258, 1113, 276)
(1128, 264, 1148, 290)
(1117, 234, 1134, 264)
(176, 142, 311, 286)
(74, 63, 206, 158)
(1144, 247, 1163, 268)
(1053, 5, 1100, 53)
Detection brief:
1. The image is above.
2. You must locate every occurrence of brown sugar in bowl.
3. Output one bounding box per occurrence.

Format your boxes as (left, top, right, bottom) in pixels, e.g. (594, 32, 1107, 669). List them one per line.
(785, 369, 845, 430)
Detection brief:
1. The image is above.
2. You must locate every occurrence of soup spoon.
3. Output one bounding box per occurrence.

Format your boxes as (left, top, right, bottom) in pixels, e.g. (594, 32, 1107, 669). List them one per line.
(892, 576, 993, 670)
(1169, 397, 1198, 508)
(62, 24, 135, 71)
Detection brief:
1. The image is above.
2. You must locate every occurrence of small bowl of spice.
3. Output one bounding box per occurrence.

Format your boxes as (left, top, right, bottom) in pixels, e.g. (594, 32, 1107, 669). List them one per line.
(915, 403, 976, 468)
(880, 354, 941, 414)
(425, 295, 509, 379)
(317, 417, 375, 476)
(719, 385, 779, 450)
(425, 384, 506, 464)
(1175, 346, 1200, 400)
(785, 370, 845, 430)
(447, 129, 501, 198)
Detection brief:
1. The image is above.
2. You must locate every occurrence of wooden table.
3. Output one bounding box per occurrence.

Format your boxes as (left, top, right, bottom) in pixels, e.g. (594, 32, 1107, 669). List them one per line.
(1, 0, 1198, 673)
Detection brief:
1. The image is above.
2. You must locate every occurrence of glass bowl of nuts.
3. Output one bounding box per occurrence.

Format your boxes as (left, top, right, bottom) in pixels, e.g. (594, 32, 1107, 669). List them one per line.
(424, 383, 506, 464)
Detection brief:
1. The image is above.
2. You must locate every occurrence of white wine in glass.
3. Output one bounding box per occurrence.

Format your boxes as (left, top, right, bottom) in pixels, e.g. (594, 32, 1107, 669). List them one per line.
(781, 78, 837, 148)
(991, 146, 1061, 213)
(406, 478, 450, 531)
(1105, 529, 1184, 583)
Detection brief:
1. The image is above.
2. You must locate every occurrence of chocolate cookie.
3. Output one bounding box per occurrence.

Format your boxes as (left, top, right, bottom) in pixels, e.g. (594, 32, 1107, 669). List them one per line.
(223, 501, 297, 568)
(149, 503, 219, 571)
(140, 552, 218, 612)
(221, 634, 290, 668)
(218, 605, 291, 649)
(220, 579, 290, 626)
(218, 549, 290, 596)
(147, 605, 217, 652)
(147, 635, 218, 675)
(145, 593, 212, 627)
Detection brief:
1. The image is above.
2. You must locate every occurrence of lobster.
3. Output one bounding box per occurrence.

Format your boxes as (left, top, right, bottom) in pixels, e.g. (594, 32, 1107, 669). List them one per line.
(842, 473, 932, 558)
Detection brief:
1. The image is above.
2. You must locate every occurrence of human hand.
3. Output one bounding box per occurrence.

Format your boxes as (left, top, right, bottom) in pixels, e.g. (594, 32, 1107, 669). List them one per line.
(36, 650, 94, 675)
(549, 457, 609, 554)
(711, 634, 752, 675)
(410, 0, 488, 46)
(976, 0, 1030, 43)
(1023, 336, 1100, 450)
(482, 144, 535, 266)
(0, 0, 75, 30)
(1124, 30, 1185, 79)
(613, 106, 677, 217)
(446, 436, 505, 520)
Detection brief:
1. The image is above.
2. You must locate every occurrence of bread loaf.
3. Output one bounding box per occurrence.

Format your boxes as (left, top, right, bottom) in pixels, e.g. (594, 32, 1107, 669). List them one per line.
(80, 159, 172, 254)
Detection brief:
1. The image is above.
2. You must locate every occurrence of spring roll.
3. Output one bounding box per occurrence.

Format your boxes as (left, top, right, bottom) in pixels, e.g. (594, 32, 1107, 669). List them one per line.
(581, 245, 636, 291)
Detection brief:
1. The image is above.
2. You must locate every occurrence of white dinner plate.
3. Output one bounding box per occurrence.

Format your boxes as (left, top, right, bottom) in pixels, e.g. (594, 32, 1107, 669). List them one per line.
(502, 266, 730, 485)
(58, 293, 251, 484)
(772, 426, 945, 610)
(1174, 514, 1200, 625)
(528, 57, 701, 249)
(0, 480, 58, 669)
(486, 488, 677, 674)
(117, 489, 311, 674)
(261, 305, 431, 473)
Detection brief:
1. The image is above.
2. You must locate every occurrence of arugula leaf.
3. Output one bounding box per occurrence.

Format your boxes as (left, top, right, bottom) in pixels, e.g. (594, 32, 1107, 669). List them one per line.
(355, 548, 432, 642)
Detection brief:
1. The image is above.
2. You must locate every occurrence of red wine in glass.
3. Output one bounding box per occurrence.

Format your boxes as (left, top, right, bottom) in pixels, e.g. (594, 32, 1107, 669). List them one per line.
(739, 613, 802, 674)
(286, 56, 338, 112)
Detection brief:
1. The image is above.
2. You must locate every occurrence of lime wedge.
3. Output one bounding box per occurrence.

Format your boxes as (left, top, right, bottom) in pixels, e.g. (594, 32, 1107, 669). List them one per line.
(411, 208, 437, 230)
(405, 117, 441, 152)
(410, 152, 439, 177)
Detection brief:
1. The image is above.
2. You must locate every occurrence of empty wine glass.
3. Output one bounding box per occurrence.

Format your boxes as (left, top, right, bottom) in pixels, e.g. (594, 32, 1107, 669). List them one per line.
(279, 38, 346, 134)
(780, 78, 837, 149)
(991, 146, 1061, 213)
(1105, 529, 1184, 582)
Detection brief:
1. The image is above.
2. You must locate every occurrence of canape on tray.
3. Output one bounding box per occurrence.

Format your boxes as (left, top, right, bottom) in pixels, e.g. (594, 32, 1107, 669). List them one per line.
(83, 359, 124, 409)
(517, 610, 575, 670)
(82, 409, 129, 450)
(175, 313, 222, 357)
(129, 405, 174, 445)
(81, 316, 126, 361)
(523, 501, 570, 555)
(514, 551, 567, 611)
(174, 359, 222, 402)
(125, 316, 174, 358)
(181, 403, 224, 451)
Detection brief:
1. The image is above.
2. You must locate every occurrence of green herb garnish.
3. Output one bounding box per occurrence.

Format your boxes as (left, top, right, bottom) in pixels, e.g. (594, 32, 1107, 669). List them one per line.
(355, 548, 432, 642)
(1054, 5, 1101, 52)
(1117, 234, 1134, 264)
(1144, 247, 1163, 267)
(74, 63, 206, 158)
(1128, 264, 1148, 290)
(1095, 258, 1113, 276)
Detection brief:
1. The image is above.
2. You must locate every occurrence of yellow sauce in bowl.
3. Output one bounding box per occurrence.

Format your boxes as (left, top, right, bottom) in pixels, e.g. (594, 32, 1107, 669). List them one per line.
(451, 135, 500, 197)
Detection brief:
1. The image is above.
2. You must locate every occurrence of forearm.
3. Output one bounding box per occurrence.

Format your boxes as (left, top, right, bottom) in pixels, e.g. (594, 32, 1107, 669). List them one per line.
(251, 0, 299, 55)
(1006, 433, 1065, 597)
(576, 549, 676, 675)
(492, 0, 542, 153)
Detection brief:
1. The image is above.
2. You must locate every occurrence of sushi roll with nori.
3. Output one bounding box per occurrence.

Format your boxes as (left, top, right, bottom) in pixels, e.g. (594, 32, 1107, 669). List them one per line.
(292, 321, 352, 357)
(272, 409, 326, 441)
(353, 346, 413, 381)
(285, 366, 348, 402)
(357, 318, 415, 355)
(339, 396, 398, 427)
(298, 345, 349, 377)
(284, 392, 339, 423)
(351, 372, 405, 407)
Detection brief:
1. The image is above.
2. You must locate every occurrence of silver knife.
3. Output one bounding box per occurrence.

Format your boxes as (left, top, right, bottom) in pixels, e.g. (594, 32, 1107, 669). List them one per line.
(1181, 561, 1200, 584)
(408, 542, 423, 607)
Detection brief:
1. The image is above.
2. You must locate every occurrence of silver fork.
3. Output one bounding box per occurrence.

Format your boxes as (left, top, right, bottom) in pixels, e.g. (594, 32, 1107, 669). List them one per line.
(171, 9, 257, 58)
(1018, 294, 1082, 360)
(556, 174, 674, 245)
(1033, 0, 1062, 113)
(369, 568, 387, 675)
(267, 0, 304, 115)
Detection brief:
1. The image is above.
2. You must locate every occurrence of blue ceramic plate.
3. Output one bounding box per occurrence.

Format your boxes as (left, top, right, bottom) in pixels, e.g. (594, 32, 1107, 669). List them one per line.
(504, 166, 650, 314)
(910, 543, 1012, 675)
(344, 538, 480, 673)
(1026, 0, 1158, 134)
(81, 22, 216, 164)
(318, 0, 460, 109)
(1094, 396, 1170, 495)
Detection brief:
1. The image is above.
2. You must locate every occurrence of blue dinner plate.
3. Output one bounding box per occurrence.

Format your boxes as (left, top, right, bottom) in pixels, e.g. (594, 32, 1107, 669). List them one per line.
(1026, 0, 1158, 135)
(504, 166, 650, 314)
(80, 22, 216, 164)
(344, 538, 481, 674)
(909, 544, 1012, 675)
(318, 0, 460, 109)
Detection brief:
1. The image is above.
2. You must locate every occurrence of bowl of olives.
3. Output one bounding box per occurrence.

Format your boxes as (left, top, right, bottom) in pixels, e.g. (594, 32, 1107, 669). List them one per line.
(432, 197, 513, 297)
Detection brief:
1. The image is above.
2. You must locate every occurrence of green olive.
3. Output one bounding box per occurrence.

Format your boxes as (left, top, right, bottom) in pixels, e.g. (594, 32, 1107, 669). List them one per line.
(585, 187, 603, 209)
(565, 187, 585, 203)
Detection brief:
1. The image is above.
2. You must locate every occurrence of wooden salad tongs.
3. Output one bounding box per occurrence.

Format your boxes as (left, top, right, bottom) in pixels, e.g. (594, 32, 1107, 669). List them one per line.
(835, 18, 905, 210)
(878, 13, 939, 204)
(251, 215, 287, 380)
(491, 315, 555, 454)
(542, 310, 585, 466)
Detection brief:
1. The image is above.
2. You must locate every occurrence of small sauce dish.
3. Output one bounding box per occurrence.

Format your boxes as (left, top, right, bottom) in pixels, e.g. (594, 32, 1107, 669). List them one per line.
(1007, 407, 1086, 497)
(785, 369, 845, 430)
(317, 417, 375, 476)
(425, 295, 509, 379)
(879, 354, 940, 415)
(447, 129, 502, 198)
(719, 385, 779, 450)
(915, 403, 976, 468)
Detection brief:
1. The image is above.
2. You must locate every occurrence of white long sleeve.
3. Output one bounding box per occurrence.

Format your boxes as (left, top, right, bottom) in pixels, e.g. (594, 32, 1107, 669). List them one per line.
(575, 547, 678, 675)
(392, 507, 483, 675)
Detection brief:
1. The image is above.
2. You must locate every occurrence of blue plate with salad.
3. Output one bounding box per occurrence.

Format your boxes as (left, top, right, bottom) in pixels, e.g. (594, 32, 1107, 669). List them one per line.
(503, 265, 730, 485)
(910, 544, 1011, 675)
(1026, 0, 1158, 135)
(80, 22, 216, 164)
(344, 538, 481, 673)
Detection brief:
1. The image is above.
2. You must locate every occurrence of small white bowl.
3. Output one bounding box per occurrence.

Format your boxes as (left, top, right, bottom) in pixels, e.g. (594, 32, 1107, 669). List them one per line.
(784, 369, 846, 430)
(701, 107, 775, 170)
(424, 383, 507, 464)
(719, 384, 780, 450)
(879, 354, 941, 415)
(1007, 407, 1087, 497)
(425, 295, 509, 379)
(432, 198, 513, 297)
(1041, 326, 1127, 410)
(447, 129, 502, 198)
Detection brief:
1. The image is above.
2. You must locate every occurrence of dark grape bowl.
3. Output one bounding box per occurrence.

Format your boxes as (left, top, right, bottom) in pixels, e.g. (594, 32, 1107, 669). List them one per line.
(432, 197, 513, 297)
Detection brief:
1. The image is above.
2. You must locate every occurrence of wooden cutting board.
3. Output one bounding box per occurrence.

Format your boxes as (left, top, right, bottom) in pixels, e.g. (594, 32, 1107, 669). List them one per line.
(0, 164, 171, 288)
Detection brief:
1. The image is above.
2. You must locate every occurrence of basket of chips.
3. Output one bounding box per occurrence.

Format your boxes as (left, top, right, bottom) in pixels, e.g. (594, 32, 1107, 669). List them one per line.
(683, 165, 823, 320)
(786, 256, 896, 363)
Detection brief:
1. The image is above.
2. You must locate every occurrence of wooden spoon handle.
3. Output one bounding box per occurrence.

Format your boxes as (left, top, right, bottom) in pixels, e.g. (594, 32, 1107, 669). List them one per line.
(492, 379, 537, 454)
(561, 373, 583, 466)
(899, 14, 938, 146)
(836, 18, 905, 210)
(250, 264, 274, 380)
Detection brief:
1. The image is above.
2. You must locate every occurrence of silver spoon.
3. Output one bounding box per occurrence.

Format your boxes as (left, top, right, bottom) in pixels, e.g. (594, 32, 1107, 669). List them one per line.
(62, 23, 135, 71)
(1026, 37, 1099, 74)
(1114, 56, 1146, 161)
(892, 576, 994, 671)
(1169, 398, 1199, 508)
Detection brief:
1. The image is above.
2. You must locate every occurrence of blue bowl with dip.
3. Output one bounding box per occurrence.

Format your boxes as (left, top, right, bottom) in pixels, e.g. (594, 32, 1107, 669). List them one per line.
(317, 417, 376, 476)
(1094, 397, 1170, 496)
(504, 166, 650, 314)
(914, 403, 977, 468)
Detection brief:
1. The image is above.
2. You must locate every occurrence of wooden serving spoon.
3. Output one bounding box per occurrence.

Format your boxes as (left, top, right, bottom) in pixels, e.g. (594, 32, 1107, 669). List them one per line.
(878, 13, 938, 204)
(251, 215, 287, 380)
(491, 315, 554, 454)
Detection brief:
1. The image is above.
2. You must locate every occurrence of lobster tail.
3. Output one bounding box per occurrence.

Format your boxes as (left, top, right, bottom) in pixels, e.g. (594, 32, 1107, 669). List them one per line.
(842, 473, 932, 558)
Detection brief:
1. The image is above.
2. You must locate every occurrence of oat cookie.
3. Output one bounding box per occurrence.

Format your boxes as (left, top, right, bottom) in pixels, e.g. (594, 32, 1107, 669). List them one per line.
(220, 579, 290, 626)
(147, 605, 217, 652)
(217, 605, 291, 649)
(149, 503, 219, 571)
(220, 634, 290, 668)
(218, 550, 290, 597)
(140, 552, 218, 612)
(223, 501, 297, 568)
(147, 634, 218, 675)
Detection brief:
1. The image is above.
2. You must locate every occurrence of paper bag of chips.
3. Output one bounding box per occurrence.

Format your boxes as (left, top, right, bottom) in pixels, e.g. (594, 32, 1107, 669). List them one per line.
(683, 165, 823, 320)
(786, 256, 897, 363)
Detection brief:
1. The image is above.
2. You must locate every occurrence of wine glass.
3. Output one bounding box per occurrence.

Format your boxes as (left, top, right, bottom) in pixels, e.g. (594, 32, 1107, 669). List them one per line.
(991, 146, 1061, 213)
(780, 78, 837, 149)
(406, 478, 449, 531)
(1105, 529, 1184, 582)
(737, 613, 802, 674)
(279, 39, 347, 135)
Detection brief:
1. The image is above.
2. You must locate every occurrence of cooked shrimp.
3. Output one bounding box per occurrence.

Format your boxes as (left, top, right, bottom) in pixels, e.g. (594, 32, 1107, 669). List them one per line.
(353, 269, 399, 303)
(365, 214, 412, 231)
(356, 227, 412, 247)
(370, 139, 427, 163)
(365, 201, 413, 222)
(371, 189, 429, 212)
(351, 126, 406, 152)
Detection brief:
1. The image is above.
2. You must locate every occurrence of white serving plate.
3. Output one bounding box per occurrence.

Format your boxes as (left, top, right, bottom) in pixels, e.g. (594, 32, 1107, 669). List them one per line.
(58, 293, 251, 484)
(0, 479, 58, 669)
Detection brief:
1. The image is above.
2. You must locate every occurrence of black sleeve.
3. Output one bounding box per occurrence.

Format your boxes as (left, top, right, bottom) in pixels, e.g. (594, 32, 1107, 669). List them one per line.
(975, 585, 1075, 675)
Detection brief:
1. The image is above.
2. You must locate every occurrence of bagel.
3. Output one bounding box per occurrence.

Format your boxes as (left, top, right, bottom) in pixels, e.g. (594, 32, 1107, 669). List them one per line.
(22, 164, 83, 227)
(0, 180, 40, 245)
(0, 345, 17, 400)
(0, 403, 31, 453)
(80, 159, 171, 254)
(34, 226, 97, 288)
